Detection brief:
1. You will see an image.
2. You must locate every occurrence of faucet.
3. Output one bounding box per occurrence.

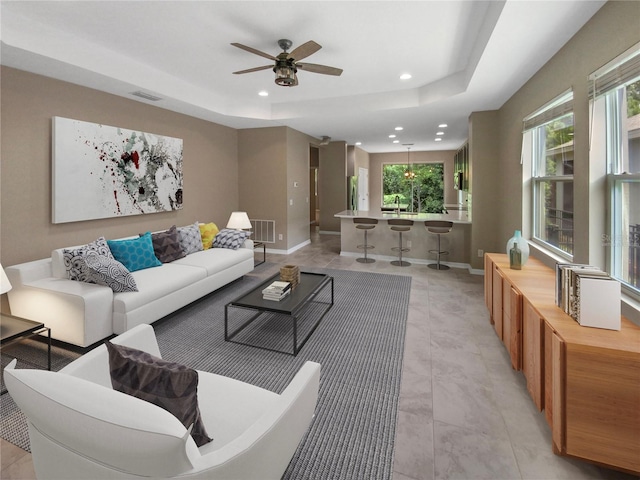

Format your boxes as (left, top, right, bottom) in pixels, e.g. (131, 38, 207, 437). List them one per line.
(394, 195, 400, 214)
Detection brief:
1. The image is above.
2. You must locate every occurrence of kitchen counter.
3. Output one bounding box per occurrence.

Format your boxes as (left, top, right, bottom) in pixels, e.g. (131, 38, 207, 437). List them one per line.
(335, 209, 471, 224)
(335, 209, 472, 267)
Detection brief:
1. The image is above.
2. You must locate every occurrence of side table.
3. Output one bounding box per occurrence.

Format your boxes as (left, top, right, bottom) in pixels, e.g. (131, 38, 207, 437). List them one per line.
(254, 241, 266, 266)
(1, 313, 51, 394)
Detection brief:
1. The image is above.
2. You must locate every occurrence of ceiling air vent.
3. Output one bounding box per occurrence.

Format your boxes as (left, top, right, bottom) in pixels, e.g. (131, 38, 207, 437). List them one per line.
(130, 91, 162, 102)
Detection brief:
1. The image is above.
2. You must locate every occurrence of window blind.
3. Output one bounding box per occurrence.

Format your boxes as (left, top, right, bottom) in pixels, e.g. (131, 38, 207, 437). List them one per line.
(589, 42, 640, 98)
(523, 90, 573, 131)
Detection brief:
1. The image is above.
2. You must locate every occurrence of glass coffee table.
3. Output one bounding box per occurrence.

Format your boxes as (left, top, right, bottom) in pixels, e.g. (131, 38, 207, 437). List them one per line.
(225, 271, 333, 355)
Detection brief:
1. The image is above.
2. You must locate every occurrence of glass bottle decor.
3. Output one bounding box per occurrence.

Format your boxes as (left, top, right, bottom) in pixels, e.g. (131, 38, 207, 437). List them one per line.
(506, 230, 529, 269)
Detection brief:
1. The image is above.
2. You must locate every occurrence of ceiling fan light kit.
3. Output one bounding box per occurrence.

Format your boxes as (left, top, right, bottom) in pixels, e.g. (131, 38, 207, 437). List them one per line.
(232, 39, 342, 87)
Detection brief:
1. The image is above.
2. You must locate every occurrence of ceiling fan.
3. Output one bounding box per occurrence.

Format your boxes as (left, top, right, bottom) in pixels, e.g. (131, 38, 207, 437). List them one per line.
(231, 39, 343, 87)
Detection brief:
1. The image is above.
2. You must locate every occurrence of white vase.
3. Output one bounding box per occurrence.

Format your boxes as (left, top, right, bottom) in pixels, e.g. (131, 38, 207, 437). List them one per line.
(506, 230, 529, 269)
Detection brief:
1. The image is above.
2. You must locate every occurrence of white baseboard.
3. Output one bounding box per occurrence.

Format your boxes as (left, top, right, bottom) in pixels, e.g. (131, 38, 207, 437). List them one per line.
(265, 239, 311, 256)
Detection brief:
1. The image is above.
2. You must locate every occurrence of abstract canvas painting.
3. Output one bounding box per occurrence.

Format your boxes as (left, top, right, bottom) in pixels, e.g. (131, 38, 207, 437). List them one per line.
(52, 117, 183, 223)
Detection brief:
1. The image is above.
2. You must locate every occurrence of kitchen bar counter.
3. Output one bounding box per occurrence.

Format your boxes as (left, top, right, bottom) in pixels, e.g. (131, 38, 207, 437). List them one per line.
(334, 209, 471, 224)
(335, 209, 472, 267)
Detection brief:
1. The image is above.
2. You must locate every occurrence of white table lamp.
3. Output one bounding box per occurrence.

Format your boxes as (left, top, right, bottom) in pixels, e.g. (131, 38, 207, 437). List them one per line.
(227, 212, 252, 231)
(1, 264, 12, 294)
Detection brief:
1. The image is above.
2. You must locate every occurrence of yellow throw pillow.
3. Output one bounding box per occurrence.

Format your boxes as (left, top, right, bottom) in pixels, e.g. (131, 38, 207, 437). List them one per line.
(199, 222, 219, 250)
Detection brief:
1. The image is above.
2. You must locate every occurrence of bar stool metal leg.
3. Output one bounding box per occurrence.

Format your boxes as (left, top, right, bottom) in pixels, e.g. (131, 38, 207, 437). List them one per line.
(388, 219, 413, 267)
(354, 218, 377, 264)
(425, 221, 453, 270)
(357, 228, 375, 263)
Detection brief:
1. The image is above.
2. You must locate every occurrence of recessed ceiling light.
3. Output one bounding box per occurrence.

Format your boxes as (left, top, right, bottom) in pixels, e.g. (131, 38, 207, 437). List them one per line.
(436, 131, 444, 136)
(393, 140, 400, 144)
(355, 142, 362, 146)
(438, 123, 448, 128)
(395, 126, 403, 131)
(400, 73, 412, 80)
(258, 90, 269, 97)
(435, 138, 442, 142)
(389, 134, 396, 138)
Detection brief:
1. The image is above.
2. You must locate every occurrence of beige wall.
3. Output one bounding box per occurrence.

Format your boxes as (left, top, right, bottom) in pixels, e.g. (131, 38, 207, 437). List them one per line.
(468, 110, 501, 270)
(493, 0, 640, 268)
(369, 150, 456, 210)
(318, 141, 347, 233)
(286, 128, 315, 248)
(238, 127, 287, 249)
(0, 66, 239, 268)
(238, 126, 316, 251)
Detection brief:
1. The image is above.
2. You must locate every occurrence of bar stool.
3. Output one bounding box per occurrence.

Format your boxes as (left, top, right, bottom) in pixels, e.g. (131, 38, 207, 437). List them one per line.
(388, 219, 413, 267)
(425, 220, 453, 270)
(353, 218, 377, 263)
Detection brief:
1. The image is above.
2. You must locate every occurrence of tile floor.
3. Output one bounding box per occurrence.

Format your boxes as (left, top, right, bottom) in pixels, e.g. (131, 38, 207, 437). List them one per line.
(1, 229, 637, 479)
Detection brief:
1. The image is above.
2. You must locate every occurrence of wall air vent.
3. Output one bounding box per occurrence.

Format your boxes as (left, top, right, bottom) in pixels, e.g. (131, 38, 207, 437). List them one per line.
(130, 91, 163, 102)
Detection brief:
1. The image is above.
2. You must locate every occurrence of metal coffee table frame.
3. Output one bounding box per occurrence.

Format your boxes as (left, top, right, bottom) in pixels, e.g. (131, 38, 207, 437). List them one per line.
(225, 272, 334, 356)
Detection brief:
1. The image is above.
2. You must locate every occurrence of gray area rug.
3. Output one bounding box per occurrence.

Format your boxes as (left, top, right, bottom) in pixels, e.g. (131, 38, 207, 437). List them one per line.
(1, 264, 411, 480)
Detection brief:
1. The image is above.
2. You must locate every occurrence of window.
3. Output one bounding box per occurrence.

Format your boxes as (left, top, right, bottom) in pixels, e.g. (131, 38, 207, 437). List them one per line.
(381, 163, 444, 213)
(524, 91, 574, 258)
(590, 44, 640, 297)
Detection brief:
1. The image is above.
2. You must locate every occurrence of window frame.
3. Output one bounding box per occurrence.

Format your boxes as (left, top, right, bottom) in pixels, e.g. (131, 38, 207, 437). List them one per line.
(589, 42, 640, 301)
(524, 92, 575, 260)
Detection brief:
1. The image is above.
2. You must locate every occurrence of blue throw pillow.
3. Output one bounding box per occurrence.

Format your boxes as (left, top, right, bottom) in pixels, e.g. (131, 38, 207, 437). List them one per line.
(107, 232, 162, 272)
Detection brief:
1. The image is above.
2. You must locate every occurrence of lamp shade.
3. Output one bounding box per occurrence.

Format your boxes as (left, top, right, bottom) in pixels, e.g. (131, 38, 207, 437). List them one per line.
(1, 264, 12, 294)
(226, 212, 252, 230)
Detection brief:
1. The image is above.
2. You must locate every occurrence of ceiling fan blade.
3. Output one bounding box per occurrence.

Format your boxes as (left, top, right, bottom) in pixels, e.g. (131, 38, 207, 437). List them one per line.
(296, 63, 343, 76)
(230, 43, 277, 61)
(233, 65, 273, 75)
(288, 40, 321, 61)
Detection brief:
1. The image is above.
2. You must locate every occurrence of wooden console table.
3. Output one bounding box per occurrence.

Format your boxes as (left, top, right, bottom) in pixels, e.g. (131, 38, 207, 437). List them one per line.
(484, 253, 640, 475)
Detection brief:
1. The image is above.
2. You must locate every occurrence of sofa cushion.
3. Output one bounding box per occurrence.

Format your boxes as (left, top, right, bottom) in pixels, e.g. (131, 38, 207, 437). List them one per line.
(84, 251, 138, 293)
(62, 237, 114, 282)
(177, 222, 203, 255)
(199, 222, 219, 250)
(113, 263, 206, 313)
(107, 232, 162, 272)
(173, 247, 253, 276)
(106, 342, 212, 447)
(213, 228, 251, 250)
(149, 225, 185, 263)
(3, 362, 196, 477)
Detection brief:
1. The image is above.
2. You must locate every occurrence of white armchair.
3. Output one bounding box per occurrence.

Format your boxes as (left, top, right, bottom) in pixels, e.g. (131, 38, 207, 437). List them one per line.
(4, 324, 320, 479)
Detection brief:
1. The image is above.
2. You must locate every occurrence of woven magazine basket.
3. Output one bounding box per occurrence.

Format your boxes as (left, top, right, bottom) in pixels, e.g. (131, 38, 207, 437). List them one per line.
(279, 264, 300, 289)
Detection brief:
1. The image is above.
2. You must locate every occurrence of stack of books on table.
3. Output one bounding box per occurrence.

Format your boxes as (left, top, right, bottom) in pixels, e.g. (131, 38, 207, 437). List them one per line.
(262, 280, 291, 301)
(555, 263, 620, 330)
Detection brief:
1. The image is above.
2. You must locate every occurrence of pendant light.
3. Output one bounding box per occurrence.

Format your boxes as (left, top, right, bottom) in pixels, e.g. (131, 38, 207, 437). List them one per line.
(404, 145, 415, 180)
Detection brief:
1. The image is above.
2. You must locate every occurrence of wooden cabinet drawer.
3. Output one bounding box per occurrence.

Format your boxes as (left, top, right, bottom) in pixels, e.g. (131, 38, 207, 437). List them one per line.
(492, 266, 503, 339)
(564, 343, 640, 473)
(484, 254, 493, 319)
(523, 300, 544, 410)
(508, 286, 522, 370)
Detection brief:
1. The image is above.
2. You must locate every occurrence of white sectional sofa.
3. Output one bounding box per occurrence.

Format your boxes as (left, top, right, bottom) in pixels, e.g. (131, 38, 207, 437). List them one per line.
(6, 233, 255, 348)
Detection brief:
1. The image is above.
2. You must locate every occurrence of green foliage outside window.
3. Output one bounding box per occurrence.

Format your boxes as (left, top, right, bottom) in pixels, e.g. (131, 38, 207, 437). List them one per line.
(382, 163, 444, 213)
(627, 80, 640, 117)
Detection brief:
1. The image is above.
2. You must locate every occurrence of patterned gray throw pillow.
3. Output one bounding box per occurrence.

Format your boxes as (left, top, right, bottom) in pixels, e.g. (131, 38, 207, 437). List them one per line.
(83, 251, 138, 292)
(62, 237, 114, 282)
(177, 222, 204, 255)
(149, 225, 185, 263)
(106, 342, 212, 447)
(212, 228, 250, 250)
